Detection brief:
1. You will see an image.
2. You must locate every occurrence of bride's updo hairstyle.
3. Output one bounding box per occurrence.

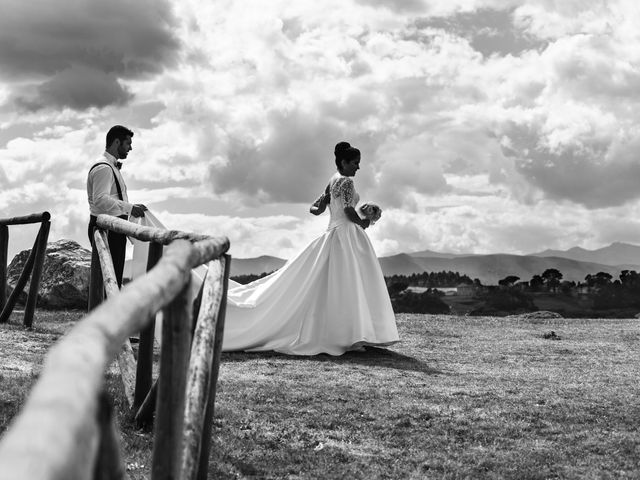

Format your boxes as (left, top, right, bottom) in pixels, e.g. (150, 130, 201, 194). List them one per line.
(334, 141, 361, 173)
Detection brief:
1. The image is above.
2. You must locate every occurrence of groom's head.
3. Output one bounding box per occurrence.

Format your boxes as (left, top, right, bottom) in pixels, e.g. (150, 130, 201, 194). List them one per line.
(106, 125, 134, 160)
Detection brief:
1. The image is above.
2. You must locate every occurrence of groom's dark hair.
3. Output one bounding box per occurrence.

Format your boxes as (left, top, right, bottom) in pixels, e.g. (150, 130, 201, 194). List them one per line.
(106, 125, 134, 149)
(334, 141, 360, 172)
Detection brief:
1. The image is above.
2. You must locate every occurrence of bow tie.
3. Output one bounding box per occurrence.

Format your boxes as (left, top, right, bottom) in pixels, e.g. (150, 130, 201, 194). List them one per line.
(116, 161, 122, 170)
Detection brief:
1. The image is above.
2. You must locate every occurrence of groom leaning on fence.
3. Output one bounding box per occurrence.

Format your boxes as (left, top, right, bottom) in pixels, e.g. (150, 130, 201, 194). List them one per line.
(86, 125, 148, 288)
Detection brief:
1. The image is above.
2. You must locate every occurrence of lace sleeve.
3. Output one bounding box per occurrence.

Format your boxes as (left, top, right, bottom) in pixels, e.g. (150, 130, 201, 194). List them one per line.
(311, 192, 327, 208)
(331, 177, 355, 207)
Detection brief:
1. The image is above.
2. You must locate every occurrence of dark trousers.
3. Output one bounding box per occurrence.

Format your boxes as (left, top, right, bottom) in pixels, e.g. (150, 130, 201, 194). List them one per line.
(88, 215, 127, 288)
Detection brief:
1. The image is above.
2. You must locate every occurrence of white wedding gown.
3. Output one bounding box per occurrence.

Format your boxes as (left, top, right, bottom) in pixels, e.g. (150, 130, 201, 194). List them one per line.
(132, 172, 399, 355)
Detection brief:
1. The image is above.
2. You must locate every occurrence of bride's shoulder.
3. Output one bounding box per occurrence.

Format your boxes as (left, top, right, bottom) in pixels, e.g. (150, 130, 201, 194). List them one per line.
(330, 174, 354, 197)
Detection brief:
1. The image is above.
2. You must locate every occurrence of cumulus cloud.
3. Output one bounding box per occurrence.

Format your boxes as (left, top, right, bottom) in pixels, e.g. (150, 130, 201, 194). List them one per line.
(414, 7, 547, 57)
(514, 0, 617, 39)
(4, 0, 640, 262)
(374, 135, 450, 208)
(14, 66, 133, 111)
(480, 28, 640, 208)
(209, 110, 341, 203)
(152, 210, 327, 259)
(0, 0, 180, 110)
(498, 119, 640, 208)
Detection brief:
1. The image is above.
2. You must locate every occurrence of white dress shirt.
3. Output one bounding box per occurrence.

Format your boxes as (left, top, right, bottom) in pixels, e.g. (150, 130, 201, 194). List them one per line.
(87, 152, 133, 217)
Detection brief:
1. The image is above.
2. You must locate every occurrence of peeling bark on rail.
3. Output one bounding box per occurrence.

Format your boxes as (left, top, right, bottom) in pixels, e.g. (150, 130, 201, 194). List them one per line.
(97, 215, 207, 244)
(96, 215, 229, 258)
(0, 240, 199, 480)
(95, 230, 120, 298)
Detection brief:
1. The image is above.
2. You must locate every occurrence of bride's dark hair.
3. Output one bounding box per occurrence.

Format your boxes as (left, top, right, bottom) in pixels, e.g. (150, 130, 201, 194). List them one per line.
(334, 141, 360, 172)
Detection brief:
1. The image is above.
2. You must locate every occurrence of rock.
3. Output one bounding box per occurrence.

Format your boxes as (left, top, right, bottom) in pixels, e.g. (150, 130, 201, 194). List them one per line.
(542, 330, 561, 340)
(7, 239, 91, 309)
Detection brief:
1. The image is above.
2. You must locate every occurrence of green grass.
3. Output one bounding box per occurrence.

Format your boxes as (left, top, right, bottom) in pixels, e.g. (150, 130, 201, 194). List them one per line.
(2, 311, 640, 478)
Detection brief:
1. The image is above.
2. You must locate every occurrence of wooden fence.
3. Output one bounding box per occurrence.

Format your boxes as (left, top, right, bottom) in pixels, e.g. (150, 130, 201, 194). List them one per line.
(0, 212, 51, 328)
(0, 214, 231, 480)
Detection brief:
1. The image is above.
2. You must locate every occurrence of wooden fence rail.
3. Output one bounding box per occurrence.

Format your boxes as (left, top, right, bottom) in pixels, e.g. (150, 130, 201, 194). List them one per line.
(0, 211, 51, 328)
(0, 214, 230, 480)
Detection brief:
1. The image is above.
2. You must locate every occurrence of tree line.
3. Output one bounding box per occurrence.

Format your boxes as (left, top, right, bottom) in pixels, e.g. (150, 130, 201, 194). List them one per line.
(232, 268, 640, 315)
(385, 271, 475, 288)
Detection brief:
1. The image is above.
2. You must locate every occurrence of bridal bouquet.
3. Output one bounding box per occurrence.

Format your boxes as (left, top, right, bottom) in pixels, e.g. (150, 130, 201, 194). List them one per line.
(358, 202, 382, 225)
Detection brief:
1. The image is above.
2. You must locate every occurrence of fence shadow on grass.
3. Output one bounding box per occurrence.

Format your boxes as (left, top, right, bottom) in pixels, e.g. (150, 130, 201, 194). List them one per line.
(222, 346, 442, 375)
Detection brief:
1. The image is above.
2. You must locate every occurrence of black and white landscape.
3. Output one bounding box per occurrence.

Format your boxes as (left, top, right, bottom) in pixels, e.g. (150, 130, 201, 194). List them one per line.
(232, 242, 640, 285)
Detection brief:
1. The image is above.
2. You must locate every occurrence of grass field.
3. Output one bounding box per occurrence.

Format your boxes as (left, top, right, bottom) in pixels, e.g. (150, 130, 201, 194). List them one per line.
(1, 310, 640, 479)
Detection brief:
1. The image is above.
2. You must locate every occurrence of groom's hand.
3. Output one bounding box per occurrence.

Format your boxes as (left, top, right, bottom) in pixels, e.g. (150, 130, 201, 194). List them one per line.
(131, 203, 148, 218)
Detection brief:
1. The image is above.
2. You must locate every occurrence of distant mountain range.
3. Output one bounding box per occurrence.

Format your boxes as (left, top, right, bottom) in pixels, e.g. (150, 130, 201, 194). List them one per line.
(528, 242, 640, 266)
(229, 242, 640, 285)
(229, 255, 287, 276)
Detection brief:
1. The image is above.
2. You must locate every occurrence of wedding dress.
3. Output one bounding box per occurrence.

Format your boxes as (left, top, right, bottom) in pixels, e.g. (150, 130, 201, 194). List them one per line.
(131, 172, 399, 355)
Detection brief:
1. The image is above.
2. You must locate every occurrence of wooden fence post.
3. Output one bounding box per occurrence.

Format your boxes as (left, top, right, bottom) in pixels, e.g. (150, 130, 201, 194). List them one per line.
(0, 225, 8, 313)
(180, 257, 227, 480)
(134, 242, 163, 415)
(0, 235, 38, 324)
(94, 230, 137, 408)
(152, 278, 193, 480)
(196, 254, 231, 480)
(88, 240, 104, 312)
(24, 219, 50, 328)
(93, 390, 127, 480)
(134, 378, 158, 428)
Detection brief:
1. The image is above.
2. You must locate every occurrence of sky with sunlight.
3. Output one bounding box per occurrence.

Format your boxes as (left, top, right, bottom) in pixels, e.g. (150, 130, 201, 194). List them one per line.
(2, 0, 640, 260)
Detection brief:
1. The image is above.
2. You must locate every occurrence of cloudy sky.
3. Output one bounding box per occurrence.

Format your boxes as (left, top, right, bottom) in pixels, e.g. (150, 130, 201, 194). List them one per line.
(2, 0, 640, 261)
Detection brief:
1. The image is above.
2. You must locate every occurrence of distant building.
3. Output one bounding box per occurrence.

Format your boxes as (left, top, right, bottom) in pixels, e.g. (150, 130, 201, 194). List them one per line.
(406, 285, 476, 296)
(406, 286, 428, 294)
(406, 286, 457, 296)
(455, 284, 476, 296)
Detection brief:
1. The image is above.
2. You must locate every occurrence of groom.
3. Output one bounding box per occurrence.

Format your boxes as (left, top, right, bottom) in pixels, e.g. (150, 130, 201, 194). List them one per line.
(87, 125, 147, 291)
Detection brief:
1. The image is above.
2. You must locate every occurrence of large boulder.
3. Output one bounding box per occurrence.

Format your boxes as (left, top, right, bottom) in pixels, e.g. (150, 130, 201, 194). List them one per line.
(7, 239, 91, 309)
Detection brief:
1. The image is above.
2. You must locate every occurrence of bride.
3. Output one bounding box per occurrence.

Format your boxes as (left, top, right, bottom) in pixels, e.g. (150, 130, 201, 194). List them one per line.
(132, 142, 399, 355)
(221, 141, 399, 355)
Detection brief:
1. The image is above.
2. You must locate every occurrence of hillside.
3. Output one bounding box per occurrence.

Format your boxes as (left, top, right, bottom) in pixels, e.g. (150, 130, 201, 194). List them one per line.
(228, 255, 286, 277)
(377, 253, 426, 275)
(529, 242, 640, 266)
(228, 252, 640, 285)
(123, 242, 640, 285)
(381, 254, 640, 285)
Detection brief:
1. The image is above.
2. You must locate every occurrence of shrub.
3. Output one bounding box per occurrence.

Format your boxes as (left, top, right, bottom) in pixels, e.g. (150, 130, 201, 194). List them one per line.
(469, 287, 537, 316)
(390, 290, 450, 314)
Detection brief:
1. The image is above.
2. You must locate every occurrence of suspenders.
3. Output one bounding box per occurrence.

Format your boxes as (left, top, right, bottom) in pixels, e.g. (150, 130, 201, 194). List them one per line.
(89, 162, 123, 200)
